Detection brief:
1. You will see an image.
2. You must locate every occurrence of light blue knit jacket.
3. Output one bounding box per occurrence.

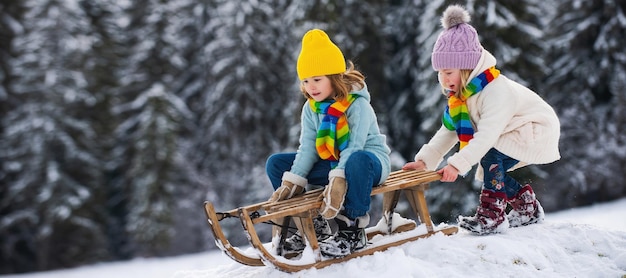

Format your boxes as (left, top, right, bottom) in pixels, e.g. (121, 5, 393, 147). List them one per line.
(288, 84, 391, 185)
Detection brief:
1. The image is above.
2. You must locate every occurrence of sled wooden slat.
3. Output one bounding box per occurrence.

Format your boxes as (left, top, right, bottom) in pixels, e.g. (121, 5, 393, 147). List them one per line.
(203, 169, 459, 272)
(262, 189, 323, 212)
(259, 170, 441, 221)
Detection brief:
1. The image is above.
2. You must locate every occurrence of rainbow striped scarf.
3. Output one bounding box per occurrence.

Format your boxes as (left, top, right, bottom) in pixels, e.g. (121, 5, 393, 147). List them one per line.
(442, 67, 500, 149)
(309, 94, 358, 168)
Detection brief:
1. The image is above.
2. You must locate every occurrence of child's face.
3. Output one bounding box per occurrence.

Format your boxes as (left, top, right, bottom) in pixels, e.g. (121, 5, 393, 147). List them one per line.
(302, 75, 333, 102)
(438, 69, 462, 93)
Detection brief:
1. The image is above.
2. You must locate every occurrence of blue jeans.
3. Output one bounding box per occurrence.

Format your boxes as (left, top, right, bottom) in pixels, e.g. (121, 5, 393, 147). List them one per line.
(266, 151, 382, 219)
(480, 148, 523, 199)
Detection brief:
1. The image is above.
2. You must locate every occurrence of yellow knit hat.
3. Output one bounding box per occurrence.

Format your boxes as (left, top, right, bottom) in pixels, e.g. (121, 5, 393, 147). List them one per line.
(296, 29, 346, 80)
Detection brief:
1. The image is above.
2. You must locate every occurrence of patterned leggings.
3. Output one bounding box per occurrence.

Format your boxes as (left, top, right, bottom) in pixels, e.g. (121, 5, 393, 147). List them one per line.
(480, 148, 523, 199)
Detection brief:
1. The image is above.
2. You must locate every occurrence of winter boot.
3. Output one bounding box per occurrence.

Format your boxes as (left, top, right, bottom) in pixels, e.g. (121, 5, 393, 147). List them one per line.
(281, 215, 332, 257)
(507, 185, 545, 227)
(319, 213, 369, 258)
(458, 190, 509, 235)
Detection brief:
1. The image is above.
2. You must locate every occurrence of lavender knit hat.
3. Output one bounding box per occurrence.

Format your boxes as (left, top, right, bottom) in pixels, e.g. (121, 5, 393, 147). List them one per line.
(431, 5, 482, 71)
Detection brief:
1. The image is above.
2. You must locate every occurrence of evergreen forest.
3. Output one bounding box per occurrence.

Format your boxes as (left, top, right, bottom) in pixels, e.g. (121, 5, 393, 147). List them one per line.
(1, 0, 625, 274)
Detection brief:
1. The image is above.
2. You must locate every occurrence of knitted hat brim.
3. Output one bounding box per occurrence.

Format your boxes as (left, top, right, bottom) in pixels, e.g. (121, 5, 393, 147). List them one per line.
(431, 51, 482, 71)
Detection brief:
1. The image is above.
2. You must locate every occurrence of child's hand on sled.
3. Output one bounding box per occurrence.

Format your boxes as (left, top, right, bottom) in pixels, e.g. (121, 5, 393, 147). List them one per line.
(402, 160, 426, 171)
(437, 165, 459, 182)
(268, 180, 305, 202)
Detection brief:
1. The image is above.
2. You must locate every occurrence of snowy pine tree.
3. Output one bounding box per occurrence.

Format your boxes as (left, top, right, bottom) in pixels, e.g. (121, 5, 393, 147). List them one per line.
(0, 0, 625, 274)
(542, 0, 626, 209)
(115, 0, 197, 257)
(114, 83, 193, 256)
(196, 0, 304, 206)
(0, 0, 108, 272)
(77, 0, 134, 261)
(186, 0, 309, 245)
(383, 0, 438, 159)
(0, 1, 27, 274)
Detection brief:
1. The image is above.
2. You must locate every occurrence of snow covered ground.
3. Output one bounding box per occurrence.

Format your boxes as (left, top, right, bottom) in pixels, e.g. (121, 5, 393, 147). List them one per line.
(3, 198, 626, 278)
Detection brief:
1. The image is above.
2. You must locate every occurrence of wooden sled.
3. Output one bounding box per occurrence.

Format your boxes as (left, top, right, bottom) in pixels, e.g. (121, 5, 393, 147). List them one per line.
(203, 170, 458, 272)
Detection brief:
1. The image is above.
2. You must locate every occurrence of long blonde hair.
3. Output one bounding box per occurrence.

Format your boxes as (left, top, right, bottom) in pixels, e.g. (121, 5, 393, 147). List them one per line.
(442, 69, 472, 98)
(300, 61, 365, 101)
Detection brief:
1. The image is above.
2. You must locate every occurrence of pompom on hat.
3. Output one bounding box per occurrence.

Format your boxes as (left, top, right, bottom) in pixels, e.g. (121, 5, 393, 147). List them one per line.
(297, 29, 346, 80)
(431, 5, 483, 71)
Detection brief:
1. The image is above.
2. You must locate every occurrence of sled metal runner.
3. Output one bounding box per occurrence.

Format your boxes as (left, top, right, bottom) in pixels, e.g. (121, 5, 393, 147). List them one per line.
(204, 169, 458, 272)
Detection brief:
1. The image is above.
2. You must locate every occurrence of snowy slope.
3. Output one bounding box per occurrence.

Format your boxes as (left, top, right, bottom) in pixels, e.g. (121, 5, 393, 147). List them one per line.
(3, 198, 626, 278)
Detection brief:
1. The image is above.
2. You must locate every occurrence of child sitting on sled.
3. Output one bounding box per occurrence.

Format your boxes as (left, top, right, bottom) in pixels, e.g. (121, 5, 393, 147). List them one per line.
(402, 5, 561, 235)
(265, 29, 392, 257)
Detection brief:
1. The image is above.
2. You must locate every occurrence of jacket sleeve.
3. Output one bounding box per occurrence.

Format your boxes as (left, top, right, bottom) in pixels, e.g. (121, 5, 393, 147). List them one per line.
(446, 83, 517, 175)
(415, 125, 458, 170)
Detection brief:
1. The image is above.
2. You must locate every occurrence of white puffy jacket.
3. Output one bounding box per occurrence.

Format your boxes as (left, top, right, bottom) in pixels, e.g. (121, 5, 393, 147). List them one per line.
(415, 49, 561, 180)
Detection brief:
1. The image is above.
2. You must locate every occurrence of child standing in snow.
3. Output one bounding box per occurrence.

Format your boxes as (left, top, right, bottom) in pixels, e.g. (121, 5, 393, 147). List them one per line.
(402, 5, 560, 235)
(266, 29, 391, 257)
